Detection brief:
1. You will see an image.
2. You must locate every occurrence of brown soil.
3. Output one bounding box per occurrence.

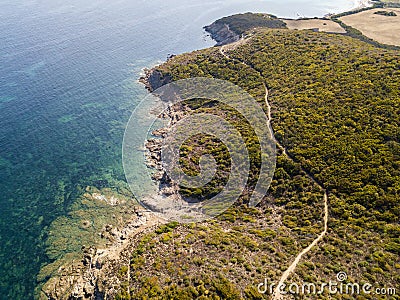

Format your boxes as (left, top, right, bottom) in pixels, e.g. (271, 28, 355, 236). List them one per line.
(340, 8, 400, 46)
(283, 19, 346, 34)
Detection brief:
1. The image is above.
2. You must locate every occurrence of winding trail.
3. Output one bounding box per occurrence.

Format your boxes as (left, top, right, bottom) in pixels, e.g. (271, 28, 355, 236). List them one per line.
(221, 41, 329, 299)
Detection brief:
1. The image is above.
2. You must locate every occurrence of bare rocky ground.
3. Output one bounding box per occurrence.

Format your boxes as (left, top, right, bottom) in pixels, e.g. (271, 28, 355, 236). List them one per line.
(39, 208, 163, 300)
(37, 187, 165, 300)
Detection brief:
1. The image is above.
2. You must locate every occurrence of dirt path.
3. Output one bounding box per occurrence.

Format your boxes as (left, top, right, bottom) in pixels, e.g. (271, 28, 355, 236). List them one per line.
(219, 38, 247, 61)
(220, 41, 329, 299)
(274, 192, 328, 299)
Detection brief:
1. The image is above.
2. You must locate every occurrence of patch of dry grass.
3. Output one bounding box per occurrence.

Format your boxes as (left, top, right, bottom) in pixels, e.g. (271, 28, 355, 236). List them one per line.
(283, 19, 346, 34)
(340, 8, 400, 46)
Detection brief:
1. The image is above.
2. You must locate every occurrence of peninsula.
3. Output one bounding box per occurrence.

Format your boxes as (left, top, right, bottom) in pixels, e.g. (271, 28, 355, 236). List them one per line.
(39, 2, 400, 299)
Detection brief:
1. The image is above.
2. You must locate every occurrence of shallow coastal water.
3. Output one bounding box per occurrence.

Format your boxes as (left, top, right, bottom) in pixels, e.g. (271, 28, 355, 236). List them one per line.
(0, 0, 365, 298)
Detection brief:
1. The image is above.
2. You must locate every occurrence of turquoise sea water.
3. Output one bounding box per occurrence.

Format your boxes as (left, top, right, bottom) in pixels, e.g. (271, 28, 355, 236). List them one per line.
(0, 0, 361, 298)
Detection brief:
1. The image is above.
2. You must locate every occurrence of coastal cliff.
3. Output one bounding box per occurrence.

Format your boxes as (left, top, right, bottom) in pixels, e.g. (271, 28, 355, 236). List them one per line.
(204, 22, 240, 46)
(204, 12, 286, 46)
(139, 69, 173, 92)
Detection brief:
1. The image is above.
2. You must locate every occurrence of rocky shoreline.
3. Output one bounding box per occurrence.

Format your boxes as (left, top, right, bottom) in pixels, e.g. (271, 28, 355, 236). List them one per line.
(36, 14, 290, 299)
(139, 68, 172, 92)
(37, 186, 165, 300)
(39, 62, 188, 300)
(140, 71, 205, 221)
(39, 205, 163, 300)
(203, 22, 240, 46)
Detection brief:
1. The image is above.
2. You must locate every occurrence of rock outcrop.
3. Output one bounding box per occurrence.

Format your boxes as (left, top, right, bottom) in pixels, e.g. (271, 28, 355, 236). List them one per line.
(204, 22, 240, 46)
(39, 209, 161, 300)
(139, 69, 173, 92)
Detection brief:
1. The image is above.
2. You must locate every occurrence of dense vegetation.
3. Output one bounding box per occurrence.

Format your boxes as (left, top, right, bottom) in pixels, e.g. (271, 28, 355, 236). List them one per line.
(374, 10, 398, 15)
(114, 28, 400, 299)
(205, 13, 286, 36)
(167, 63, 267, 202)
(115, 152, 326, 299)
(231, 30, 400, 224)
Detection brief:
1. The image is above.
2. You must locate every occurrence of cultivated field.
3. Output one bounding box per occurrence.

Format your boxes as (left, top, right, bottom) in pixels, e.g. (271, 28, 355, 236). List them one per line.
(283, 19, 346, 33)
(340, 8, 400, 46)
